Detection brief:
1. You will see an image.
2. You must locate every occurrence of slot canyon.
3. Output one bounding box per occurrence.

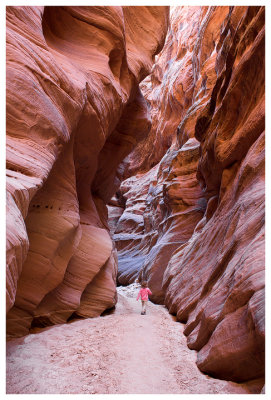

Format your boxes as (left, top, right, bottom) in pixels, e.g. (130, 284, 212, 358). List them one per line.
(6, 5, 265, 394)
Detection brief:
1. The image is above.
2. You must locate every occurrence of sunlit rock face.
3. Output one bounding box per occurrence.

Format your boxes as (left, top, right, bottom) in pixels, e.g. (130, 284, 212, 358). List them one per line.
(6, 5, 169, 338)
(111, 6, 265, 383)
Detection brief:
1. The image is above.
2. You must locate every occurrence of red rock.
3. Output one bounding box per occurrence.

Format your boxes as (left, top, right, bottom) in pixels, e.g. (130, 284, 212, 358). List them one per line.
(112, 5, 265, 383)
(6, 5, 169, 338)
(76, 248, 118, 318)
(163, 7, 265, 382)
(6, 4, 265, 386)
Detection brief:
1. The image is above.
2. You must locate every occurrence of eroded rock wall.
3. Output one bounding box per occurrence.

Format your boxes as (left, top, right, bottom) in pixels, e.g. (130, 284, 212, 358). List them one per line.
(164, 6, 265, 382)
(6, 5, 169, 338)
(111, 6, 265, 382)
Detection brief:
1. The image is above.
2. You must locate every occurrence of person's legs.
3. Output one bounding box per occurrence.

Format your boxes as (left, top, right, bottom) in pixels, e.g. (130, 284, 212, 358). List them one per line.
(141, 300, 144, 314)
(142, 301, 147, 314)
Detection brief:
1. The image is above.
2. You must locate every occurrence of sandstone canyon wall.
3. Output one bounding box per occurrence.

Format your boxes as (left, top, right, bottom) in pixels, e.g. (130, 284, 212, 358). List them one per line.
(6, 5, 265, 387)
(6, 5, 169, 338)
(109, 6, 265, 383)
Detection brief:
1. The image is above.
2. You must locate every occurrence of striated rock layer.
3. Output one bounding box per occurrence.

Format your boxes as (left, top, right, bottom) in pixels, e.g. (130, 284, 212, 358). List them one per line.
(6, 5, 169, 338)
(111, 6, 265, 384)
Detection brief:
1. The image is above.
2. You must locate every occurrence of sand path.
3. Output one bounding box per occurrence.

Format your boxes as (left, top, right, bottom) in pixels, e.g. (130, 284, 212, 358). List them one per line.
(6, 284, 262, 394)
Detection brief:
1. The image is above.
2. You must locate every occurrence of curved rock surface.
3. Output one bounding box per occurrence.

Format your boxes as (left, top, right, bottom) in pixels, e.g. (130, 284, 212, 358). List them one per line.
(111, 6, 265, 383)
(6, 5, 169, 338)
(6, 4, 265, 387)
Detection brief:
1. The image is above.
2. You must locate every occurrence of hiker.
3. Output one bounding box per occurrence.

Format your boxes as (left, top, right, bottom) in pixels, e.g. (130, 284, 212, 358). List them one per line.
(136, 281, 152, 315)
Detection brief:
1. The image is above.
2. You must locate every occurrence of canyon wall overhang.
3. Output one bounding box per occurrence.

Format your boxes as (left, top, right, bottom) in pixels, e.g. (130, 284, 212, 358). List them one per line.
(6, 5, 169, 338)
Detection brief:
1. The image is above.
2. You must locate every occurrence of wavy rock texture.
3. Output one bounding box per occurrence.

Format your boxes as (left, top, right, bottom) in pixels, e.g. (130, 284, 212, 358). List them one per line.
(6, 5, 169, 338)
(6, 4, 265, 387)
(111, 6, 265, 383)
(113, 166, 158, 285)
(115, 138, 205, 305)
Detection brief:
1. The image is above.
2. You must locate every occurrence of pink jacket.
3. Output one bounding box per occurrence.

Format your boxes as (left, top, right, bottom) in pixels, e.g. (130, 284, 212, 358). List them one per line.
(137, 287, 152, 301)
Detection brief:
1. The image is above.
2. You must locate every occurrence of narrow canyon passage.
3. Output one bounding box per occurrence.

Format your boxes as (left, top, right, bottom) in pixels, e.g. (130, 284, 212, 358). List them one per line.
(6, 5, 265, 394)
(6, 284, 262, 395)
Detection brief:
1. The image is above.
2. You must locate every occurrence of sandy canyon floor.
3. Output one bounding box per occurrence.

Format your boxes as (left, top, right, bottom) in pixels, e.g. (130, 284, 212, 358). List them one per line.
(6, 283, 263, 394)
